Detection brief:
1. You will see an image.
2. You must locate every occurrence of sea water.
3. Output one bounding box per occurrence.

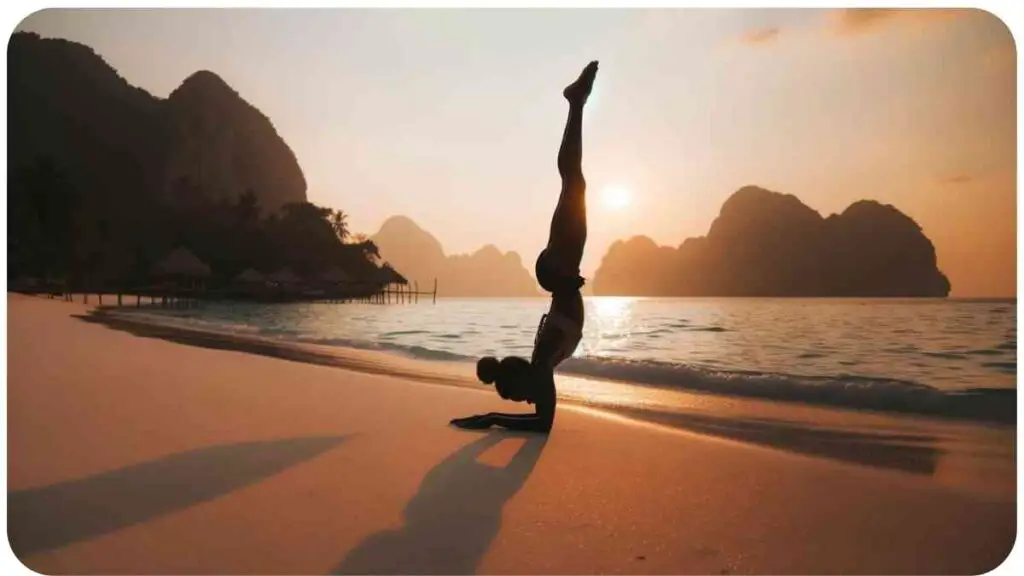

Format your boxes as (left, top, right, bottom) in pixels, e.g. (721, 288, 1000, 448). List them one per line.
(120, 297, 1016, 425)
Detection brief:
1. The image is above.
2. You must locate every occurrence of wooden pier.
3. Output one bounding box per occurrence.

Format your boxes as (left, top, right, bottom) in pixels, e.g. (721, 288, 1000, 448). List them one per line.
(360, 279, 438, 305)
(20, 277, 440, 308)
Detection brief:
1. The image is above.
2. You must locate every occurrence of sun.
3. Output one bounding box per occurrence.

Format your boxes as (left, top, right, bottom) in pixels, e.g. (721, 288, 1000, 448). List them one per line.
(602, 185, 632, 210)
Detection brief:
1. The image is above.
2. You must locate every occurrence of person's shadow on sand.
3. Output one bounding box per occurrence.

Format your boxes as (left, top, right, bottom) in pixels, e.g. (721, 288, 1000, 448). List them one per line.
(334, 431, 547, 575)
(8, 436, 348, 559)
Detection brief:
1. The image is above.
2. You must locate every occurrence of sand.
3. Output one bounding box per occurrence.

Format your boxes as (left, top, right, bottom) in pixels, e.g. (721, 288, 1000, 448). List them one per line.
(5, 294, 1017, 574)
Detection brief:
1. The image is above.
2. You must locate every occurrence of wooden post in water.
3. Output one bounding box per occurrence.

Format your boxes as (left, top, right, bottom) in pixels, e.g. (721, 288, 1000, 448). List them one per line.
(433, 278, 437, 304)
(117, 293, 122, 306)
(414, 281, 419, 304)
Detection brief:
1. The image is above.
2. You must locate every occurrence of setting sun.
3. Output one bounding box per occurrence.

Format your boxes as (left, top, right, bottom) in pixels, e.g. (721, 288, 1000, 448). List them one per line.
(602, 185, 632, 210)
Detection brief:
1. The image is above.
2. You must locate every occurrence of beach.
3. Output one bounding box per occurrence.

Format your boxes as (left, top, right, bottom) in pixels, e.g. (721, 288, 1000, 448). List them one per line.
(6, 293, 1016, 574)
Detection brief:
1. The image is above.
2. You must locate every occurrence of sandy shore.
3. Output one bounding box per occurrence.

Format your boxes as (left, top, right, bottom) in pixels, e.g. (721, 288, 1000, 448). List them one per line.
(6, 294, 1017, 574)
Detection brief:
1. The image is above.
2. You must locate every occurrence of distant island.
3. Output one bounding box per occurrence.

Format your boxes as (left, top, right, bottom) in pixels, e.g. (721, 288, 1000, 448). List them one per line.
(372, 216, 539, 297)
(593, 186, 951, 297)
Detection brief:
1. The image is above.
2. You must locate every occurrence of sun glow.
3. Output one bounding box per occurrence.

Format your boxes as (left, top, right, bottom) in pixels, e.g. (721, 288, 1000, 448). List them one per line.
(602, 185, 632, 210)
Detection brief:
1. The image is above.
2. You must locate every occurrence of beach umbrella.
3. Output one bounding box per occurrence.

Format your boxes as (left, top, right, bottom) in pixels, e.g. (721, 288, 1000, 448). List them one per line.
(152, 247, 212, 278)
(379, 264, 409, 285)
(321, 265, 352, 284)
(234, 268, 266, 284)
(268, 267, 301, 284)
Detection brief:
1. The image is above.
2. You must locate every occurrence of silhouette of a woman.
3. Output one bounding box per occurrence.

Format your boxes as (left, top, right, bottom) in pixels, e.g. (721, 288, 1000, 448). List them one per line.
(451, 61, 598, 433)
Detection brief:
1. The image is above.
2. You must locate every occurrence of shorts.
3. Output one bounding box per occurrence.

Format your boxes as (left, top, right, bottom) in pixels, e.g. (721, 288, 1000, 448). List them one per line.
(531, 310, 583, 370)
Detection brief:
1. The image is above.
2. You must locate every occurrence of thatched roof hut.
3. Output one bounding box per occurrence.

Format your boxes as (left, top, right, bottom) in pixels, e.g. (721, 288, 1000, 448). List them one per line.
(152, 247, 212, 278)
(268, 267, 301, 284)
(379, 264, 409, 285)
(234, 268, 266, 284)
(321, 265, 352, 284)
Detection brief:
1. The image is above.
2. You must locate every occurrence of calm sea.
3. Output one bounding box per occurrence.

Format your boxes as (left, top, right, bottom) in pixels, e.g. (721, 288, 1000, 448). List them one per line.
(118, 297, 1016, 424)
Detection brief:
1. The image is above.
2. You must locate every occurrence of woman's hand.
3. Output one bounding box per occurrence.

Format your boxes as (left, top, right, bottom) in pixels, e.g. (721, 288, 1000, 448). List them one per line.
(449, 414, 495, 430)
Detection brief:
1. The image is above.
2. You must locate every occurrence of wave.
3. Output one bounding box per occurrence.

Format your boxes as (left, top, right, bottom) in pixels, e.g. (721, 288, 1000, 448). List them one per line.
(965, 348, 1005, 357)
(296, 335, 472, 362)
(601, 325, 726, 338)
(293, 334, 1015, 425)
(380, 329, 430, 337)
(554, 356, 1015, 425)
(982, 361, 1017, 373)
(921, 351, 967, 360)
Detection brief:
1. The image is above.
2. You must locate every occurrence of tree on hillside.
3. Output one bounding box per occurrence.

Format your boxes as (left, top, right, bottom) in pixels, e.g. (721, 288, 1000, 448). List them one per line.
(235, 188, 260, 226)
(8, 157, 79, 279)
(329, 209, 349, 242)
(7, 155, 401, 288)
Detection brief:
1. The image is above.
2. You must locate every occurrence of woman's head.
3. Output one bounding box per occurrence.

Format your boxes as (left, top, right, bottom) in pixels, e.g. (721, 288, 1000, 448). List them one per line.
(476, 356, 501, 384)
(477, 355, 537, 402)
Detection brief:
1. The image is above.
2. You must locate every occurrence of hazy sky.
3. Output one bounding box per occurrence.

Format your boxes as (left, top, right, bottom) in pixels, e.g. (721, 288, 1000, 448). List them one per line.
(16, 8, 1017, 296)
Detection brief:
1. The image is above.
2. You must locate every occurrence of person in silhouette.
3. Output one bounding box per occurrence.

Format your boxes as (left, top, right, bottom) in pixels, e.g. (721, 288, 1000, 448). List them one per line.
(451, 60, 598, 433)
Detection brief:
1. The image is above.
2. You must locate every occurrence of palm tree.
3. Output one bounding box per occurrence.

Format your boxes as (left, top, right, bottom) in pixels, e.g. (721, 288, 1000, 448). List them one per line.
(235, 189, 260, 226)
(328, 209, 349, 242)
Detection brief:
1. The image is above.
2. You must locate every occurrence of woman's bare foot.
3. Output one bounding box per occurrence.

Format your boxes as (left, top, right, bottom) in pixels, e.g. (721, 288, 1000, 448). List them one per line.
(563, 60, 599, 105)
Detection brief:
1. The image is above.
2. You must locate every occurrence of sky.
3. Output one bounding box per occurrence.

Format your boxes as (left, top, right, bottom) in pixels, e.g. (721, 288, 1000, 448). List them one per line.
(15, 8, 1017, 296)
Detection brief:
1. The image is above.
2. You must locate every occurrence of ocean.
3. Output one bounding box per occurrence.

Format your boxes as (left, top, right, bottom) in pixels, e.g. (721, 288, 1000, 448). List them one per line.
(115, 297, 1016, 425)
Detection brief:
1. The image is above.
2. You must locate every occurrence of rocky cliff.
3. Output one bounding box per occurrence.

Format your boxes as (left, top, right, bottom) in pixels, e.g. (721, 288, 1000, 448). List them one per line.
(592, 186, 951, 297)
(371, 216, 539, 297)
(7, 32, 306, 214)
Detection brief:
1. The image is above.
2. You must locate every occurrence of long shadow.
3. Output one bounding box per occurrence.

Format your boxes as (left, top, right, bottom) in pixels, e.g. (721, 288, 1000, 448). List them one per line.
(610, 407, 943, 475)
(334, 431, 546, 575)
(8, 435, 348, 558)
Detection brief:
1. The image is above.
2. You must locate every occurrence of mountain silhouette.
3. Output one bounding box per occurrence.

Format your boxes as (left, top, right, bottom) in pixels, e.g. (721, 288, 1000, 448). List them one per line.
(8, 32, 305, 214)
(593, 186, 951, 297)
(372, 216, 539, 297)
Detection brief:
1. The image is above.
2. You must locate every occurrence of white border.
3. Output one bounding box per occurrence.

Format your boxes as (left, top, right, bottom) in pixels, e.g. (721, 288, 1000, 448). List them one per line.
(1, 2, 1019, 575)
